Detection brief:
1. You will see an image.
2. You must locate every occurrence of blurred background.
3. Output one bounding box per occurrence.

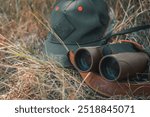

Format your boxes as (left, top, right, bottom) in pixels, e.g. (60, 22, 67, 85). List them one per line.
(0, 0, 150, 100)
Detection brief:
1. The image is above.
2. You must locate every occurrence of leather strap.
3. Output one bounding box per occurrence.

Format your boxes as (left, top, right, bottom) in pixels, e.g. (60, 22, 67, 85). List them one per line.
(78, 24, 150, 45)
(68, 50, 150, 97)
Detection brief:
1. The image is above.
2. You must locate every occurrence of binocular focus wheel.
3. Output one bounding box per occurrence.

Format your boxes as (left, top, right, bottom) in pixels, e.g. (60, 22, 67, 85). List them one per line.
(68, 51, 150, 97)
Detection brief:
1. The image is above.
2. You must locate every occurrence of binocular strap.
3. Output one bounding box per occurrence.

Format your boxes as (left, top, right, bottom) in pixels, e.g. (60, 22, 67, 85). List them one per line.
(68, 50, 150, 97)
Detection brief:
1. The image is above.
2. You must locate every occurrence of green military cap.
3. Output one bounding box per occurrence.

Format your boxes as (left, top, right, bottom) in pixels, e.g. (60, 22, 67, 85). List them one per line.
(44, 0, 113, 67)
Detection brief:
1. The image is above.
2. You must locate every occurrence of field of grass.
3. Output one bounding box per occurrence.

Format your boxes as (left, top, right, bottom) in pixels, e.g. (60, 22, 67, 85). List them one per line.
(0, 0, 150, 100)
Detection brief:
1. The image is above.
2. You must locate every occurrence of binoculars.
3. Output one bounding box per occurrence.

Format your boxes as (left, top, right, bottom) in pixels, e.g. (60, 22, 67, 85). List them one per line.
(74, 42, 149, 81)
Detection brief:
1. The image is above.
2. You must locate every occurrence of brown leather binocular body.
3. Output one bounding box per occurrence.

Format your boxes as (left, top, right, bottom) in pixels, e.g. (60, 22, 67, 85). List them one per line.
(74, 42, 149, 81)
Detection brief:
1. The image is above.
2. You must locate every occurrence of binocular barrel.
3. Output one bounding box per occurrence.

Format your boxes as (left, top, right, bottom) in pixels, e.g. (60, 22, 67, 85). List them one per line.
(74, 42, 149, 81)
(74, 47, 103, 72)
(99, 52, 149, 81)
(74, 43, 139, 72)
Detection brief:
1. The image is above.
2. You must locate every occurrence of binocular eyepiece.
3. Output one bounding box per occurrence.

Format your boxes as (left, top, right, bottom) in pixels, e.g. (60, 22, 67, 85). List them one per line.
(99, 52, 148, 81)
(74, 43, 149, 81)
(75, 47, 103, 72)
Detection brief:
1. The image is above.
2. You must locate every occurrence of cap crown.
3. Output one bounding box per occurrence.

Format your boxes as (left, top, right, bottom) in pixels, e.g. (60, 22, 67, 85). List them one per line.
(50, 0, 110, 45)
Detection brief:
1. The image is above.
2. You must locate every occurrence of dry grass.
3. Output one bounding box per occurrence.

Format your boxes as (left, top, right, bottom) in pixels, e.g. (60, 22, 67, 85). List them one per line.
(0, 0, 150, 100)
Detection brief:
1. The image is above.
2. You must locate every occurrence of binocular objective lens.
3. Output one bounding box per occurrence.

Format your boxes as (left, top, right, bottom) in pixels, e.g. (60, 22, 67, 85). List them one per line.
(75, 50, 92, 71)
(100, 57, 120, 80)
